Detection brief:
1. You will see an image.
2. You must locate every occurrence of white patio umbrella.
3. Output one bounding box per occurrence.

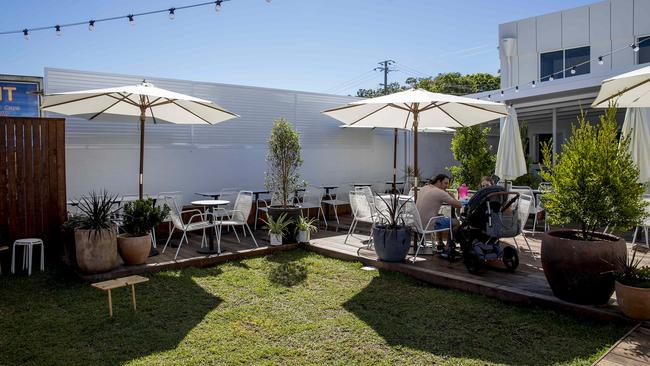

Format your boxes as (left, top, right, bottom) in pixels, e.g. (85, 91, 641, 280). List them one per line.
(41, 81, 239, 199)
(323, 88, 507, 199)
(495, 106, 527, 181)
(592, 65, 650, 108)
(621, 108, 650, 183)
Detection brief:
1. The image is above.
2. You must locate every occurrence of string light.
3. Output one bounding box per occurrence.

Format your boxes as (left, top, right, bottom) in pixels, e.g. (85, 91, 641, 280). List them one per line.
(598, 56, 604, 65)
(22, 29, 28, 40)
(570, 66, 576, 75)
(168, 8, 176, 20)
(549, 74, 554, 81)
(515, 86, 519, 93)
(488, 94, 491, 99)
(500, 90, 504, 96)
(215, 0, 223, 12)
(55, 25, 62, 36)
(88, 20, 95, 31)
(632, 43, 640, 52)
(531, 80, 536, 88)
(128, 14, 135, 26)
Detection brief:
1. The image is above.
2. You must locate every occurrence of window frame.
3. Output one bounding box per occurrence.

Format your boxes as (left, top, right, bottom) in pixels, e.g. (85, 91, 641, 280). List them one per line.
(539, 45, 591, 82)
(637, 35, 650, 65)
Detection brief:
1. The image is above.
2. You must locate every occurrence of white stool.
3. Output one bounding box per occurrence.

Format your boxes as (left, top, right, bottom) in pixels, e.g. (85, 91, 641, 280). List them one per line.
(11, 238, 44, 276)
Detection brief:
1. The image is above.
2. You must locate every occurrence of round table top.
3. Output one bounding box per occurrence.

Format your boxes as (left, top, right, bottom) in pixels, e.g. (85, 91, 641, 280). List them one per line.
(191, 200, 229, 206)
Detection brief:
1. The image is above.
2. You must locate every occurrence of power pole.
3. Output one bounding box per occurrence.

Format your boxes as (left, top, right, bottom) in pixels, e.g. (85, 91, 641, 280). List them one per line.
(375, 60, 399, 193)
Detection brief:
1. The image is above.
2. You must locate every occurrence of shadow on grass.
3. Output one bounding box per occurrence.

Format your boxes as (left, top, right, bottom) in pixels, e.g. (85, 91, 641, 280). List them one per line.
(266, 250, 308, 287)
(0, 263, 222, 366)
(342, 272, 628, 366)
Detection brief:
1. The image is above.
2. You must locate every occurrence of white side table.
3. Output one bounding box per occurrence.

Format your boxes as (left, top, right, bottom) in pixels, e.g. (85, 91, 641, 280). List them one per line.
(11, 238, 44, 276)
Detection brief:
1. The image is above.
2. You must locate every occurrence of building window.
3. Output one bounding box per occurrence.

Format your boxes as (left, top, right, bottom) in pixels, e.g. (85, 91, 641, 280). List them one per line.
(540, 50, 563, 82)
(540, 46, 590, 82)
(639, 36, 650, 65)
(565, 46, 590, 77)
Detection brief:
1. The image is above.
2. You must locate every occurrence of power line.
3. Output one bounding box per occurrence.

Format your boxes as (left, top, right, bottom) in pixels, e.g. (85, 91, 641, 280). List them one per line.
(323, 69, 376, 93)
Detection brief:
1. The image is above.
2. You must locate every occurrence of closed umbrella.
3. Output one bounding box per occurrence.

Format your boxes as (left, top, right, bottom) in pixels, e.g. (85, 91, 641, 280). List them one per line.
(323, 88, 507, 200)
(42, 81, 239, 199)
(621, 108, 650, 183)
(495, 106, 527, 181)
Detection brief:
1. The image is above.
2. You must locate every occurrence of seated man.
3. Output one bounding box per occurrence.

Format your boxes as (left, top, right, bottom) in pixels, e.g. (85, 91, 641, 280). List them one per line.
(416, 174, 462, 254)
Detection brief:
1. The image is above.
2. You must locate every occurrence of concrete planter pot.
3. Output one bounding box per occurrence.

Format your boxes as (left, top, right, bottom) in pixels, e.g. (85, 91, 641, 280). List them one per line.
(373, 225, 412, 262)
(297, 230, 310, 243)
(615, 281, 650, 320)
(541, 230, 626, 305)
(268, 206, 301, 244)
(269, 233, 283, 246)
(117, 234, 151, 265)
(74, 228, 118, 274)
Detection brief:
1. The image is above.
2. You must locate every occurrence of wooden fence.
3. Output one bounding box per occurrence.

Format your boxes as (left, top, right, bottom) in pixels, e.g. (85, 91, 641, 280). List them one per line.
(0, 117, 66, 252)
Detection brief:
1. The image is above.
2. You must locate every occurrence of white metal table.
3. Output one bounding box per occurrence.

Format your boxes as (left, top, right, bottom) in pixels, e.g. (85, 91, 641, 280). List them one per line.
(191, 199, 230, 254)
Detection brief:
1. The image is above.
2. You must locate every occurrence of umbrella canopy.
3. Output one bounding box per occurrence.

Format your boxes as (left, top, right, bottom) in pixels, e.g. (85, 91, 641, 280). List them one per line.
(42, 81, 239, 198)
(495, 106, 527, 181)
(323, 88, 507, 199)
(621, 108, 650, 183)
(592, 65, 650, 108)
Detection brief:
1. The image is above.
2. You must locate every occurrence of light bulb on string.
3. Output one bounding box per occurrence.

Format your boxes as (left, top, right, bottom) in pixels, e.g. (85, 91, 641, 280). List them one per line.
(88, 20, 95, 31)
(487, 94, 491, 100)
(632, 44, 640, 52)
(55, 25, 62, 36)
(128, 14, 135, 26)
(549, 75, 554, 81)
(23, 29, 29, 40)
(531, 80, 536, 88)
(168, 8, 175, 20)
(515, 86, 519, 93)
(570, 66, 576, 75)
(598, 56, 604, 65)
(500, 90, 504, 96)
(215, 0, 222, 12)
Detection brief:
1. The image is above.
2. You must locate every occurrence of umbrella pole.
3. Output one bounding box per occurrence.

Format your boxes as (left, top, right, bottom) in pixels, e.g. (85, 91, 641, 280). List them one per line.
(392, 128, 398, 193)
(139, 107, 145, 200)
(413, 107, 419, 202)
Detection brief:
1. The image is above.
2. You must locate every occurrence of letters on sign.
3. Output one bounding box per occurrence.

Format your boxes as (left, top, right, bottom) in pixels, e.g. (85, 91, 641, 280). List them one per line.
(0, 82, 39, 117)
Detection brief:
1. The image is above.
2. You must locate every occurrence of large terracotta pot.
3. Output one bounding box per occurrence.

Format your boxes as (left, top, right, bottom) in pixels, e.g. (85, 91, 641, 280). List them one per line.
(74, 228, 118, 274)
(615, 281, 650, 320)
(117, 234, 151, 265)
(541, 230, 626, 305)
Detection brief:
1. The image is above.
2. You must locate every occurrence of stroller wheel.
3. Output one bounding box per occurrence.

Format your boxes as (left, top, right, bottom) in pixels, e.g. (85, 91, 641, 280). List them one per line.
(502, 246, 519, 272)
(463, 252, 483, 274)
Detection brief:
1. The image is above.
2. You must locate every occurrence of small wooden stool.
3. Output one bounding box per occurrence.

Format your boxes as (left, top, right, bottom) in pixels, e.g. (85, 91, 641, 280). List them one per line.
(91, 275, 149, 317)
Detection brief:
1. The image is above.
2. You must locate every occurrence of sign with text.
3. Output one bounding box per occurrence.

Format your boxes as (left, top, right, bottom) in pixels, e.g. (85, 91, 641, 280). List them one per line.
(0, 81, 40, 117)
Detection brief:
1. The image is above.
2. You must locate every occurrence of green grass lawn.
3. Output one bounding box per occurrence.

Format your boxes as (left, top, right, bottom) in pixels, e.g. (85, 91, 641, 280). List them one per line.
(0, 249, 628, 365)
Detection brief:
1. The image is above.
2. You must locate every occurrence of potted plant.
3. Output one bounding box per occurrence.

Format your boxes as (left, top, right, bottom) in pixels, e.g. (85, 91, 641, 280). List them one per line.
(118, 198, 170, 265)
(74, 190, 120, 274)
(262, 213, 292, 246)
(264, 117, 305, 243)
(373, 194, 412, 262)
(614, 249, 650, 320)
(295, 216, 318, 243)
(539, 105, 648, 305)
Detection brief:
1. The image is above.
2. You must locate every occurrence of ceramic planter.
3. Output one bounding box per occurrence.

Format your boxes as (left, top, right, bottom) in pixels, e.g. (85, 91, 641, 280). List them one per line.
(541, 230, 626, 305)
(373, 225, 412, 262)
(297, 230, 310, 243)
(269, 233, 283, 246)
(615, 281, 650, 320)
(117, 234, 151, 265)
(268, 206, 301, 244)
(74, 228, 118, 274)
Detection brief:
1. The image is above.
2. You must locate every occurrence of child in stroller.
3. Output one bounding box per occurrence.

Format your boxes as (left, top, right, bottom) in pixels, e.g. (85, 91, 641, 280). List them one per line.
(455, 185, 521, 274)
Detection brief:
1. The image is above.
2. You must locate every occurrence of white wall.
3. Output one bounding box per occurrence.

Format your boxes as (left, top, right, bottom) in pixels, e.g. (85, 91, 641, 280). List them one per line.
(499, 0, 650, 89)
(46, 68, 457, 204)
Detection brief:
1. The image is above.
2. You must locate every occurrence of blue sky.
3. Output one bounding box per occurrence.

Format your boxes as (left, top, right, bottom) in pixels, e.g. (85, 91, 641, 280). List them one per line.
(2, 0, 597, 95)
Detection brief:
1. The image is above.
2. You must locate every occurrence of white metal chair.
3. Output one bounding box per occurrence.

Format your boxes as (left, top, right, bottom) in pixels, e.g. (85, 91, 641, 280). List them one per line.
(215, 188, 240, 218)
(513, 194, 536, 261)
(322, 185, 351, 225)
(215, 191, 258, 248)
(345, 190, 377, 244)
(255, 192, 282, 230)
(153, 191, 183, 249)
(511, 186, 544, 235)
(538, 182, 553, 232)
(162, 196, 217, 260)
(632, 197, 650, 249)
(299, 186, 327, 227)
(401, 200, 451, 263)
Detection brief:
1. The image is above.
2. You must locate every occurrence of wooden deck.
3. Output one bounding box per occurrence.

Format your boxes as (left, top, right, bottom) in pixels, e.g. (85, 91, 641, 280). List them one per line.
(306, 216, 650, 325)
(74, 229, 299, 282)
(594, 322, 650, 365)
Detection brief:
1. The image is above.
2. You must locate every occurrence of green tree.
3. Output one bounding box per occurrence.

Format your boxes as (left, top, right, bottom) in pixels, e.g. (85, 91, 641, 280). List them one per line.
(415, 72, 500, 95)
(449, 125, 496, 189)
(265, 118, 304, 207)
(539, 105, 648, 240)
(356, 82, 406, 98)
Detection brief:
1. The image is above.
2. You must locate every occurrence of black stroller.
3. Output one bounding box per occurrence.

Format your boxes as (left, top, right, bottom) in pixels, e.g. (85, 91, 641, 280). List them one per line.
(455, 186, 521, 274)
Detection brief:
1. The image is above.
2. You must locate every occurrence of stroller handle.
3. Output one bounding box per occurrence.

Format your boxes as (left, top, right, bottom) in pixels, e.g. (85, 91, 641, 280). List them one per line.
(484, 191, 520, 212)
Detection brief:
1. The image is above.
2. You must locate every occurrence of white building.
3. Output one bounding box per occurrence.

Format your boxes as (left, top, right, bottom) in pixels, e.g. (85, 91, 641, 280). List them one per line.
(44, 68, 458, 203)
(469, 0, 650, 167)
